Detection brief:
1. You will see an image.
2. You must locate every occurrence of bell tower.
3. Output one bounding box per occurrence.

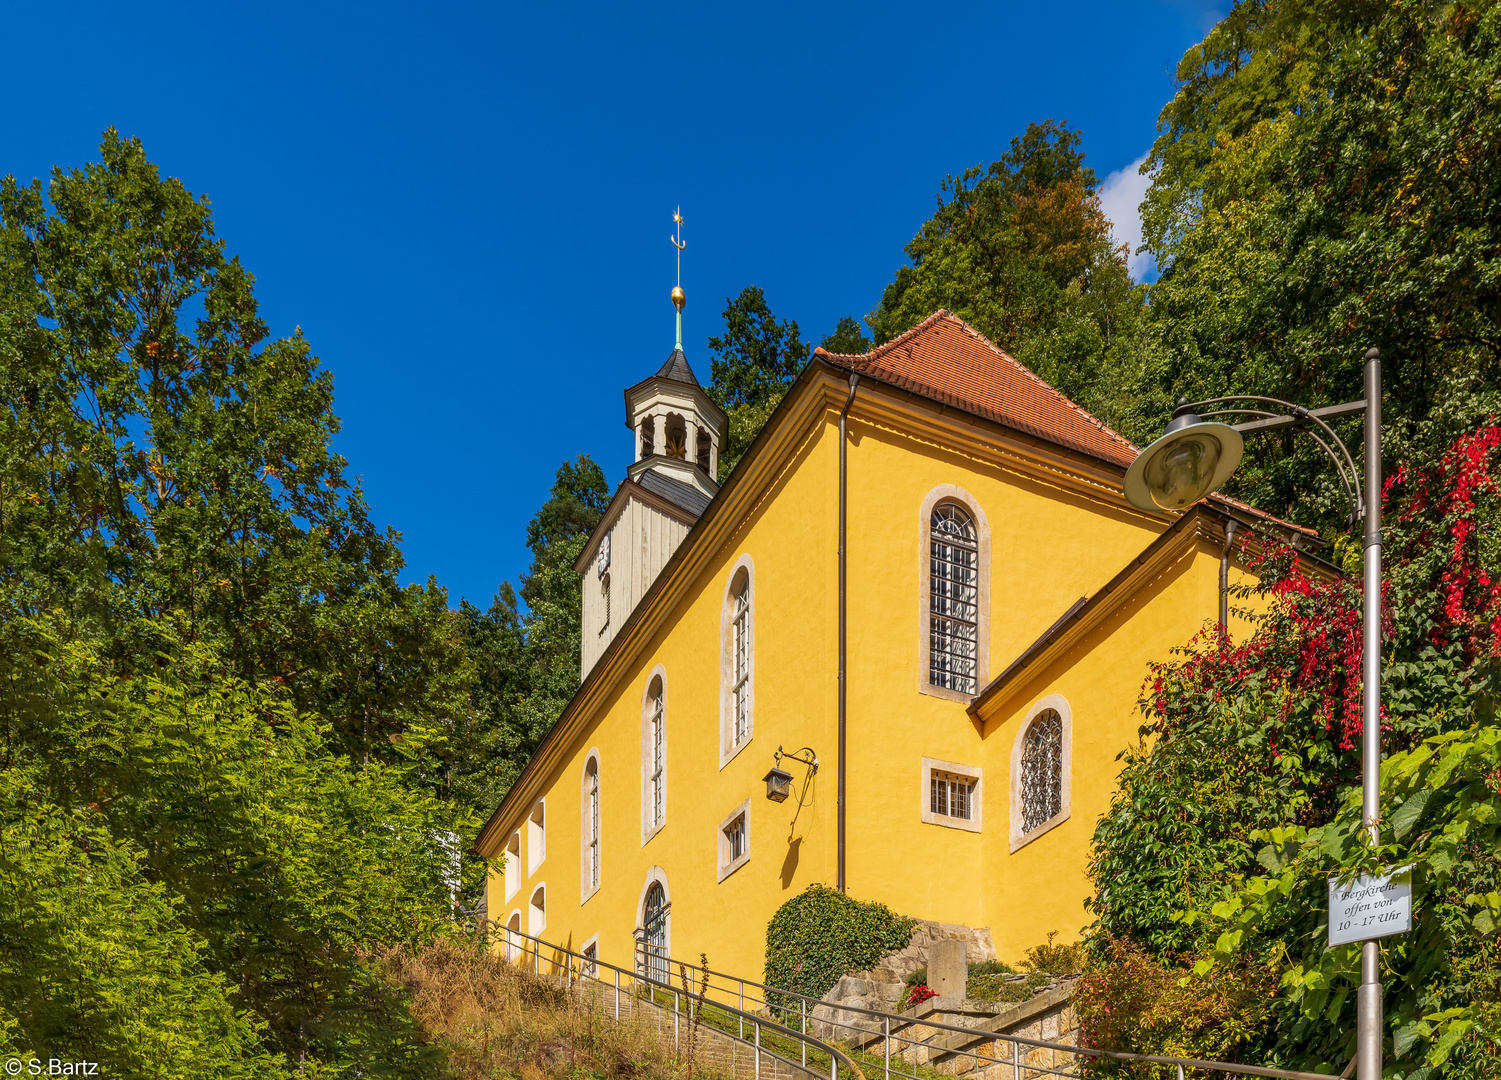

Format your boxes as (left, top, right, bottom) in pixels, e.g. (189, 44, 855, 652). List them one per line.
(576, 208, 727, 679)
(623, 208, 725, 499)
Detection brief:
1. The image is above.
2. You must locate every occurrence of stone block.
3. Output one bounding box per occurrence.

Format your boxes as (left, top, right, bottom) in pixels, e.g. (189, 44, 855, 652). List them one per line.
(931, 938, 967, 999)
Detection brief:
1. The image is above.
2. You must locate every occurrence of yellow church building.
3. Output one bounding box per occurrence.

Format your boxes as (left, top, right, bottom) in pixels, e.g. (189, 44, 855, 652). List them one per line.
(474, 301, 1321, 984)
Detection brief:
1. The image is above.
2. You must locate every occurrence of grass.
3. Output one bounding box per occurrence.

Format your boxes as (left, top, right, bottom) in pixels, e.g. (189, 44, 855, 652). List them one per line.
(371, 937, 737, 1080)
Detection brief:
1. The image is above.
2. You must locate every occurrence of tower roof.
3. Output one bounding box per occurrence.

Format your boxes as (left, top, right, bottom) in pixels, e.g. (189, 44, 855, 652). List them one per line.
(655, 347, 701, 387)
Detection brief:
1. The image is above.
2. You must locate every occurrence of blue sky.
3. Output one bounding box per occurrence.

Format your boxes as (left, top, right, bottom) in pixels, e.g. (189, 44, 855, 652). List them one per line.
(1, 0, 1220, 610)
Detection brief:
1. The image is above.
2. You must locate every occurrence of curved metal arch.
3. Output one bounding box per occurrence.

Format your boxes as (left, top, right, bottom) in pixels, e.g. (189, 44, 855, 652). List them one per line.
(1178, 394, 1365, 529)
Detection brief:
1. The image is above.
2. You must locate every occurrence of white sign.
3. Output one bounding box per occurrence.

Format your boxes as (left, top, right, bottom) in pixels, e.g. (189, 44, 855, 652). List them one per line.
(1328, 865, 1413, 947)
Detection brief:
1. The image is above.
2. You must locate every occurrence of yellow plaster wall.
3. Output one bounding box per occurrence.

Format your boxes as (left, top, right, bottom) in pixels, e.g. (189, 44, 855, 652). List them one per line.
(489, 410, 843, 987)
(485, 390, 1259, 985)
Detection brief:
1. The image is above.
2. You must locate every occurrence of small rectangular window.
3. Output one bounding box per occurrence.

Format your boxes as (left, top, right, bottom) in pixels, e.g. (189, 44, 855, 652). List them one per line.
(725, 814, 746, 862)
(923, 761, 980, 831)
(717, 799, 751, 881)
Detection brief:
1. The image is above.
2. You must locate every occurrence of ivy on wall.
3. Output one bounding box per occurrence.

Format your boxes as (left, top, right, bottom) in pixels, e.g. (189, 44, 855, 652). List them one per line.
(764, 885, 917, 1008)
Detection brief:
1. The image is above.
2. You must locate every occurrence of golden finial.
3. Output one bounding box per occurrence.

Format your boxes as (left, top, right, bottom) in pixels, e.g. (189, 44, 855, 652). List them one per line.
(670, 207, 686, 347)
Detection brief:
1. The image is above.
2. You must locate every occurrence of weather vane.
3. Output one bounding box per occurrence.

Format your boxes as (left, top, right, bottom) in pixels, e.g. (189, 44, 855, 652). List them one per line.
(670, 207, 686, 350)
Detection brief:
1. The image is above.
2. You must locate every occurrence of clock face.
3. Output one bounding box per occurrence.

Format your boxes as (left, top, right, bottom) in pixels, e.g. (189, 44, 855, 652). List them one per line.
(597, 532, 611, 577)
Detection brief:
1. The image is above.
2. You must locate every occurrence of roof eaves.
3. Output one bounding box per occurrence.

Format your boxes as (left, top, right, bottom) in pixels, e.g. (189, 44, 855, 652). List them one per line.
(476, 357, 848, 857)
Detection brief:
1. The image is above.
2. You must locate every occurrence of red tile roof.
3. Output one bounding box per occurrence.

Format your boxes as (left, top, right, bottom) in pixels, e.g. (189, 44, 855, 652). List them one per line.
(816, 310, 1138, 469)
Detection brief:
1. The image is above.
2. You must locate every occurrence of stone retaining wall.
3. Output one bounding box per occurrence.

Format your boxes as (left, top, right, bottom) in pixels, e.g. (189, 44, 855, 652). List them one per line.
(815, 919, 997, 1025)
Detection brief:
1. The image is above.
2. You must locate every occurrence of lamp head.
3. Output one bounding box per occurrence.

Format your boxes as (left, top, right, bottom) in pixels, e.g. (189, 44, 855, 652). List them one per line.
(1123, 404, 1244, 513)
(763, 767, 794, 803)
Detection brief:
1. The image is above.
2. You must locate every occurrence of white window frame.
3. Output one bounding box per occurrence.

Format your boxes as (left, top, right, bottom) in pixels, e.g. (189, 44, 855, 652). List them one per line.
(581, 933, 600, 977)
(719, 555, 756, 768)
(920, 756, 983, 832)
(918, 486, 991, 702)
(504, 910, 523, 962)
(636, 866, 672, 979)
(1009, 694, 1073, 852)
(504, 830, 520, 902)
(527, 798, 546, 874)
(716, 797, 752, 882)
(580, 748, 602, 904)
(640, 666, 668, 844)
(528, 883, 546, 936)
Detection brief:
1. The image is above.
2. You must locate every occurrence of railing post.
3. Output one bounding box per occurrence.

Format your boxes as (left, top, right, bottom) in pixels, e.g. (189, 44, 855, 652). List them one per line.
(755, 1018, 762, 1080)
(740, 982, 745, 1041)
(802, 998, 807, 1068)
(884, 1015, 891, 1080)
(674, 990, 680, 1054)
(615, 966, 620, 1020)
(1013, 1037, 1020, 1080)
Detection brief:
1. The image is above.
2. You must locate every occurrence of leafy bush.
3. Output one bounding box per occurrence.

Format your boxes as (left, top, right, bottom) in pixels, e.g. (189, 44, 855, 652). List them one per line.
(1084, 425, 1501, 1074)
(1023, 932, 1085, 974)
(1075, 938, 1275, 1076)
(764, 885, 916, 1007)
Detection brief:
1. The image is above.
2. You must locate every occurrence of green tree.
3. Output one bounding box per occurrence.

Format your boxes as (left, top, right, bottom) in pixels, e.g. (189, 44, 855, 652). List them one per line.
(1135, 0, 1501, 526)
(1082, 425, 1501, 1075)
(0, 129, 470, 766)
(707, 287, 810, 479)
(452, 456, 608, 819)
(868, 121, 1148, 427)
(820, 315, 872, 356)
(0, 132, 475, 1074)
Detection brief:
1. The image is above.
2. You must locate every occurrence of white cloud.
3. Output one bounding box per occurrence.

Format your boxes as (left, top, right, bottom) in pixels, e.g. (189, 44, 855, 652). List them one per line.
(1097, 152, 1156, 281)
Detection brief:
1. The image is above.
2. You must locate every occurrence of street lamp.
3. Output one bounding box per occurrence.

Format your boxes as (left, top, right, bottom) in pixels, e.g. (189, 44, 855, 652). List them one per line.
(764, 745, 818, 803)
(1125, 349, 1384, 1080)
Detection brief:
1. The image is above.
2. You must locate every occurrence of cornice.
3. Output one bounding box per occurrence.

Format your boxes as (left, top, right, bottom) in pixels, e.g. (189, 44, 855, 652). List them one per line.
(966, 506, 1340, 722)
(476, 368, 845, 857)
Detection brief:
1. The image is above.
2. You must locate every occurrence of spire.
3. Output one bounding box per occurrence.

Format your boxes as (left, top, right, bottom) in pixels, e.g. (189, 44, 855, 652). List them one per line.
(670, 207, 686, 352)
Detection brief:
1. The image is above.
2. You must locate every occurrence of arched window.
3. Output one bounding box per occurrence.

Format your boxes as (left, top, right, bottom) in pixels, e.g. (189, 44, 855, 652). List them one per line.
(505, 910, 522, 962)
(663, 413, 687, 459)
(641, 669, 667, 841)
(581, 753, 601, 902)
(528, 884, 546, 936)
(1009, 696, 1072, 851)
(642, 881, 668, 983)
(527, 799, 546, 873)
(720, 556, 755, 765)
(599, 574, 611, 635)
(504, 831, 520, 901)
(1020, 711, 1063, 832)
(929, 503, 979, 694)
(649, 687, 664, 823)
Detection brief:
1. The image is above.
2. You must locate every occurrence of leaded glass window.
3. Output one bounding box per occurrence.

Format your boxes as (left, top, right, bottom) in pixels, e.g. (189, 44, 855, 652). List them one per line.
(732, 581, 749, 746)
(1020, 709, 1064, 834)
(650, 685, 665, 826)
(587, 759, 600, 889)
(929, 503, 979, 694)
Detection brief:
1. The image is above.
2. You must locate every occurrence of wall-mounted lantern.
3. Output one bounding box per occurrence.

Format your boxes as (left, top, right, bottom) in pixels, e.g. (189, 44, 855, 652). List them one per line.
(763, 745, 817, 803)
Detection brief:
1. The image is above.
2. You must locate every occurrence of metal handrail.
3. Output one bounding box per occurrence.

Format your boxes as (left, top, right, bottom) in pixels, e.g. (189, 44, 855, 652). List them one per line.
(491, 921, 866, 1080)
(489, 923, 1346, 1080)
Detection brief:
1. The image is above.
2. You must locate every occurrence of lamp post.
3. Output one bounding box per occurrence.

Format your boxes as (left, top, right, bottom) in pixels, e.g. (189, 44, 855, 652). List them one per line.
(1123, 349, 1384, 1080)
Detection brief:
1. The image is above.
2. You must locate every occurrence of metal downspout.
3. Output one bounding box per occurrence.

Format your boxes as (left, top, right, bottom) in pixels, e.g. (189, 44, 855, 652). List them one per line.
(1219, 520, 1239, 633)
(837, 374, 859, 894)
